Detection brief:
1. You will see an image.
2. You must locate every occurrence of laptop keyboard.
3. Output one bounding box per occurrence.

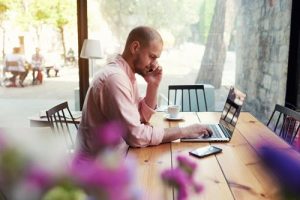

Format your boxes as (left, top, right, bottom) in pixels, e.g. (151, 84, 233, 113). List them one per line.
(219, 124, 231, 138)
(208, 124, 223, 138)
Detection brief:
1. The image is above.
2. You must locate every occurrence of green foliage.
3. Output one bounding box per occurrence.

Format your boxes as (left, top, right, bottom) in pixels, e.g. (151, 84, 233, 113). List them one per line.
(50, 0, 76, 28)
(0, 147, 29, 186)
(42, 179, 87, 200)
(3, 0, 75, 31)
(0, 1, 9, 24)
(0, 0, 20, 25)
(100, 0, 202, 46)
(0, 0, 76, 58)
(29, 0, 52, 22)
(0, 1, 9, 15)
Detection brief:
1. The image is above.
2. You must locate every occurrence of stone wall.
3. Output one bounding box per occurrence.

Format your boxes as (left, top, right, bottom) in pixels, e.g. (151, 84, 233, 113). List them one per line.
(235, 0, 292, 122)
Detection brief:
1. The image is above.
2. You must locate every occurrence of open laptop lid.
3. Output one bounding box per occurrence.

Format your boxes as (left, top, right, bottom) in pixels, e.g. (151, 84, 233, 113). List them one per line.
(219, 86, 246, 137)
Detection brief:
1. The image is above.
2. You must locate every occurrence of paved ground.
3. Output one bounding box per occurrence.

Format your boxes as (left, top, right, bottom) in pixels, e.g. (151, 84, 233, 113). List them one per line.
(0, 66, 79, 127)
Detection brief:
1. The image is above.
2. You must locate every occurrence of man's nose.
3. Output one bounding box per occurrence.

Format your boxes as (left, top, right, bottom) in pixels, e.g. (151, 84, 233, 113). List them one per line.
(150, 60, 158, 66)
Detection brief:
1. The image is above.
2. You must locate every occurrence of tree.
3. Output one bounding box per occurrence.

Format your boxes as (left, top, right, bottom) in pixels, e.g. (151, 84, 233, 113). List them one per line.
(195, 0, 226, 88)
(28, 0, 52, 46)
(50, 0, 76, 61)
(0, 0, 9, 59)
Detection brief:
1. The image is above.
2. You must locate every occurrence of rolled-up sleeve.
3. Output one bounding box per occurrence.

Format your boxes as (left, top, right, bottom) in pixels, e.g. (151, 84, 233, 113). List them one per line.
(139, 98, 156, 123)
(102, 73, 164, 147)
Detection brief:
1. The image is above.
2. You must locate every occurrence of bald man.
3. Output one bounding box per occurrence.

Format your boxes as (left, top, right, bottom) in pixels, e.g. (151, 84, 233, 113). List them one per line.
(77, 26, 211, 156)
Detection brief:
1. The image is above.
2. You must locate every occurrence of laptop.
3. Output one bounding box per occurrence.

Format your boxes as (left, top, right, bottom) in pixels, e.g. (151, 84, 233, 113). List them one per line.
(181, 86, 246, 142)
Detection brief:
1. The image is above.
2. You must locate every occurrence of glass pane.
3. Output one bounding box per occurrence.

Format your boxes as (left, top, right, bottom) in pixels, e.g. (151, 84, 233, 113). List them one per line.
(88, 0, 292, 123)
(0, 0, 78, 126)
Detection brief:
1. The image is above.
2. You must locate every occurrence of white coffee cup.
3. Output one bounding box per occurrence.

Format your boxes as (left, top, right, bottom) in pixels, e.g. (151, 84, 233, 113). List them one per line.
(167, 105, 181, 118)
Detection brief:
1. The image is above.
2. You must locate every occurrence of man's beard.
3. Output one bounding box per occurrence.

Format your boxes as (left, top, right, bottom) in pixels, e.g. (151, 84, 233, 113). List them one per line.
(136, 68, 146, 77)
(133, 58, 147, 77)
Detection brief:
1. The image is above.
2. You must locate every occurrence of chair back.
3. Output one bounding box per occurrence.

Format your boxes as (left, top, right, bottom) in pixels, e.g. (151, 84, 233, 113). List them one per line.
(267, 104, 300, 144)
(46, 101, 78, 149)
(168, 84, 208, 112)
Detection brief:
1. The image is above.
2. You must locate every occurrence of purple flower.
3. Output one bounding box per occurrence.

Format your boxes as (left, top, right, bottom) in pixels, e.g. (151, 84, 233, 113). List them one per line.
(259, 145, 300, 196)
(177, 155, 197, 177)
(24, 165, 53, 189)
(71, 153, 139, 200)
(161, 156, 203, 200)
(161, 168, 189, 200)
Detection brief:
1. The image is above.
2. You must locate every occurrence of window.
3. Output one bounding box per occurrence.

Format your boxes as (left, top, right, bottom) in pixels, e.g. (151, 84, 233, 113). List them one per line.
(88, 0, 292, 123)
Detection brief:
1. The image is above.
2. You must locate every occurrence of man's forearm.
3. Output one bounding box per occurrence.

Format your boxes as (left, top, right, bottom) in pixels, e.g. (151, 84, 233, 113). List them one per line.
(161, 124, 212, 143)
(162, 127, 183, 143)
(144, 83, 159, 109)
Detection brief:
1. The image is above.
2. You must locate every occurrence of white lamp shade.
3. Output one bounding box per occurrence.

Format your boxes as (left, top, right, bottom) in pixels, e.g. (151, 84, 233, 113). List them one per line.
(80, 39, 103, 59)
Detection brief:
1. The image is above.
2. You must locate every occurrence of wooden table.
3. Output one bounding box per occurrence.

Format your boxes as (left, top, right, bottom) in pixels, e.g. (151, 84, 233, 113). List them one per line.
(127, 112, 300, 200)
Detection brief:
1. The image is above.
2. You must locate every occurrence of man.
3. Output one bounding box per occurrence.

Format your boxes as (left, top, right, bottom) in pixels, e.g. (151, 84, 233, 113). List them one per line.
(31, 47, 44, 84)
(4, 47, 27, 87)
(77, 26, 211, 156)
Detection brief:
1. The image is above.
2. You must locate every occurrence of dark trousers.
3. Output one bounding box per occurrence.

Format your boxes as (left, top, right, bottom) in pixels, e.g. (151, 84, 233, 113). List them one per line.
(32, 68, 40, 82)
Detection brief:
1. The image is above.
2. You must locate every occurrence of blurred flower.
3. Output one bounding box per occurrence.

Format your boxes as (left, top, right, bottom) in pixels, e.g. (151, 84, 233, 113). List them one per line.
(24, 165, 53, 189)
(259, 144, 300, 199)
(161, 155, 203, 200)
(0, 122, 142, 200)
(71, 152, 140, 200)
(177, 155, 197, 178)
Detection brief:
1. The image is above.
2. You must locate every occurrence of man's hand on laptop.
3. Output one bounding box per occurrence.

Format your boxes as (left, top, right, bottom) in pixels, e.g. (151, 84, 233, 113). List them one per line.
(181, 124, 213, 139)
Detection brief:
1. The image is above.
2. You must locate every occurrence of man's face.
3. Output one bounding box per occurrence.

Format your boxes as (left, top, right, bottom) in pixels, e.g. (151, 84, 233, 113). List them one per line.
(133, 40, 163, 76)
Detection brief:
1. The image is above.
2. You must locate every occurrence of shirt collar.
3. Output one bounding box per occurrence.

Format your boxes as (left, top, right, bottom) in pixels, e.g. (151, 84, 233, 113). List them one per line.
(115, 54, 136, 82)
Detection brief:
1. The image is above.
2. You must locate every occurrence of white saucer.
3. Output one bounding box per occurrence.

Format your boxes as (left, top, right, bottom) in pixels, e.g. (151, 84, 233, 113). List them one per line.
(164, 114, 184, 121)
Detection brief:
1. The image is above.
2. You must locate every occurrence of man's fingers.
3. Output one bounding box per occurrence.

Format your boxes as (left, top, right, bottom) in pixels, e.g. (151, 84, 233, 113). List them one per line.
(202, 127, 213, 137)
(207, 127, 213, 136)
(152, 65, 162, 72)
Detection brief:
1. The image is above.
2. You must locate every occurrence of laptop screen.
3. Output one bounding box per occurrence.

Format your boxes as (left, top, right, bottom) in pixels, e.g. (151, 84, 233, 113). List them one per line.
(219, 87, 246, 135)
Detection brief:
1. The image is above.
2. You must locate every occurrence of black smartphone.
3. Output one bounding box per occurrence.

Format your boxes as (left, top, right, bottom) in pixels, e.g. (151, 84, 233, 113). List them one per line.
(189, 145, 222, 158)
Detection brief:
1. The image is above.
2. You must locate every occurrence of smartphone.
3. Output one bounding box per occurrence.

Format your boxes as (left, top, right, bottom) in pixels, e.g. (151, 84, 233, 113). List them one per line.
(189, 145, 222, 158)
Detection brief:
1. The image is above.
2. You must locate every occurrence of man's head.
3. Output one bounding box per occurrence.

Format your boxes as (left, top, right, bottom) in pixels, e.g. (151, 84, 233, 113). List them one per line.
(35, 47, 40, 54)
(122, 26, 163, 76)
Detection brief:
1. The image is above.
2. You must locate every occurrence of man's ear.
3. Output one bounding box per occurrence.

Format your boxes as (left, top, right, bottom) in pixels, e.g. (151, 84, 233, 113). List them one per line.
(130, 41, 140, 55)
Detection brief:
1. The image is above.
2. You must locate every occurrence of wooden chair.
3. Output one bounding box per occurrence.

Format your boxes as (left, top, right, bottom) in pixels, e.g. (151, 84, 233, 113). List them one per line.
(46, 101, 78, 149)
(267, 104, 300, 144)
(168, 84, 208, 112)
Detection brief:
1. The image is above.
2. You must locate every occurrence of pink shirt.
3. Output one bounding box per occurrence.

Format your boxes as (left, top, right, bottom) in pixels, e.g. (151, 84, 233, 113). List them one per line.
(77, 55, 164, 156)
